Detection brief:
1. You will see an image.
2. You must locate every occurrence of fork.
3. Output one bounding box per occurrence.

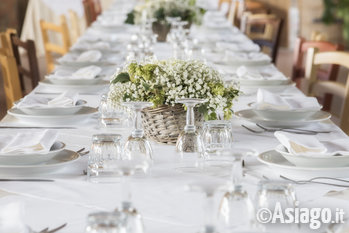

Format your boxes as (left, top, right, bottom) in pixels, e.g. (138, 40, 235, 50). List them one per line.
(241, 124, 315, 135)
(37, 223, 67, 233)
(256, 124, 332, 134)
(280, 175, 349, 188)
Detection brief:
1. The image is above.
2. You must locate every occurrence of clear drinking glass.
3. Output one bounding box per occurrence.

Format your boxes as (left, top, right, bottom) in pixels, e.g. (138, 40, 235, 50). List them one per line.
(99, 94, 128, 128)
(218, 185, 255, 230)
(255, 181, 297, 230)
(88, 134, 123, 182)
(201, 120, 233, 158)
(122, 101, 153, 162)
(86, 211, 126, 233)
(111, 154, 151, 233)
(176, 98, 207, 154)
(187, 180, 225, 233)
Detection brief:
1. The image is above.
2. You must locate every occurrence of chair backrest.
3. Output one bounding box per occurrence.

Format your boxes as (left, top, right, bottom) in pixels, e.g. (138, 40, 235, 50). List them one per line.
(227, 0, 239, 26)
(83, 0, 102, 27)
(0, 48, 22, 109)
(8, 31, 40, 93)
(0, 29, 16, 56)
(228, 1, 267, 27)
(292, 37, 342, 83)
(242, 13, 283, 63)
(305, 48, 349, 133)
(69, 9, 81, 44)
(40, 15, 71, 73)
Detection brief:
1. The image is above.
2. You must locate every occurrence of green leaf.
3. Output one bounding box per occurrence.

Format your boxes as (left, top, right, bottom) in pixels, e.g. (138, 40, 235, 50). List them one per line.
(142, 82, 150, 91)
(125, 10, 135, 24)
(112, 72, 130, 84)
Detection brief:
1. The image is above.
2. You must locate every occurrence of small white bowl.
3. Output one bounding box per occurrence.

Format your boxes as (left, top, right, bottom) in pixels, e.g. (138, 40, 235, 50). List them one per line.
(0, 141, 65, 165)
(275, 144, 349, 168)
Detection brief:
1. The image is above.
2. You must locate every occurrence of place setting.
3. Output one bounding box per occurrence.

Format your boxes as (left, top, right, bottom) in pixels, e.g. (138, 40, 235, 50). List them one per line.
(56, 50, 122, 67)
(258, 130, 349, 180)
(7, 92, 98, 126)
(0, 130, 81, 177)
(236, 88, 331, 128)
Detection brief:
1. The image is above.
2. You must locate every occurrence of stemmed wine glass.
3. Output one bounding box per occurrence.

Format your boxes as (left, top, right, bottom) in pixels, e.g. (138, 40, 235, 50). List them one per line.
(122, 101, 153, 162)
(176, 98, 207, 154)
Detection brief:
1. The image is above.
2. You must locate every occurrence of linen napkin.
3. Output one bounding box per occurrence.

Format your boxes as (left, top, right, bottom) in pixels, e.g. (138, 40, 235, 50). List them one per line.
(226, 51, 271, 62)
(47, 91, 78, 107)
(76, 50, 102, 62)
(275, 131, 349, 157)
(235, 66, 287, 80)
(256, 89, 321, 111)
(16, 92, 78, 108)
(0, 202, 29, 233)
(0, 130, 58, 154)
(216, 42, 260, 52)
(47, 66, 102, 80)
(72, 41, 111, 51)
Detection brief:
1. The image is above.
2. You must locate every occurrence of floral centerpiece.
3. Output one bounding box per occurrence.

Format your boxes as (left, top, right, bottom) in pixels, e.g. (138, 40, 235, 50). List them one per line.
(108, 59, 239, 144)
(125, 0, 206, 41)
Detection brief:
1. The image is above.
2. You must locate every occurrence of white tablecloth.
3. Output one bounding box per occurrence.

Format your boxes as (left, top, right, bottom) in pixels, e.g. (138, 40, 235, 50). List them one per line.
(3, 1, 349, 232)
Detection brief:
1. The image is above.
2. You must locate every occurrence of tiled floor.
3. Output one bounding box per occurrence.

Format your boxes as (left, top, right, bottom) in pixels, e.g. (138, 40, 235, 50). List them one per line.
(0, 48, 297, 120)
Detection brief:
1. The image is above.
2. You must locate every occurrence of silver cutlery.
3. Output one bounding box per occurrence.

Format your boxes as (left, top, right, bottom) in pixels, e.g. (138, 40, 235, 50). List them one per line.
(0, 179, 54, 182)
(280, 175, 349, 188)
(242, 124, 316, 135)
(76, 148, 90, 156)
(37, 223, 67, 233)
(256, 124, 332, 134)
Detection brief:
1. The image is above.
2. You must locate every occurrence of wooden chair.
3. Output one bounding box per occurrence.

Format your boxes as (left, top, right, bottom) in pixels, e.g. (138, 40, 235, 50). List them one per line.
(83, 0, 102, 27)
(218, 0, 231, 11)
(292, 37, 343, 110)
(0, 29, 16, 56)
(8, 31, 40, 93)
(228, 1, 267, 27)
(69, 9, 81, 44)
(241, 13, 283, 63)
(304, 48, 349, 133)
(0, 48, 22, 109)
(40, 15, 71, 73)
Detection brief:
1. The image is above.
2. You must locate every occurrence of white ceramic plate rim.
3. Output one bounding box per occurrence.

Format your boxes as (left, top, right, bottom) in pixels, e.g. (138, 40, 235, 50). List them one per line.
(8, 107, 97, 119)
(235, 109, 331, 123)
(258, 150, 349, 171)
(0, 149, 80, 168)
(40, 79, 109, 87)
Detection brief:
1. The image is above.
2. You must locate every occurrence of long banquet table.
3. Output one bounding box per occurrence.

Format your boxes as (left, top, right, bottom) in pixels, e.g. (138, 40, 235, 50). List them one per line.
(1, 0, 349, 232)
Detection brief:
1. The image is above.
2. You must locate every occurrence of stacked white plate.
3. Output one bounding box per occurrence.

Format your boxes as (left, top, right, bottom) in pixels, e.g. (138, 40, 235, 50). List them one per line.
(258, 150, 349, 179)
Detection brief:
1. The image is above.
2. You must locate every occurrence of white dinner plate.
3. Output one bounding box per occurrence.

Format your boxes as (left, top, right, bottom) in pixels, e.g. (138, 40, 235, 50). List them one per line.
(39, 79, 109, 92)
(0, 141, 65, 165)
(258, 150, 349, 179)
(275, 144, 349, 168)
(235, 109, 331, 127)
(8, 107, 97, 125)
(229, 78, 291, 86)
(0, 150, 80, 176)
(19, 100, 87, 116)
(47, 77, 104, 85)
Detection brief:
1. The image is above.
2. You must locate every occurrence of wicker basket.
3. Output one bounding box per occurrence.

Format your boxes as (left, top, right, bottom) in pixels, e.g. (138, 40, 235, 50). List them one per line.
(141, 105, 203, 145)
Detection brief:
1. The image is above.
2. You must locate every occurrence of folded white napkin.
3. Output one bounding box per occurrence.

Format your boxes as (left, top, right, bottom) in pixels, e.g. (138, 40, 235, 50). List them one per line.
(76, 50, 102, 62)
(216, 42, 260, 52)
(47, 66, 102, 80)
(275, 131, 349, 157)
(0, 202, 29, 233)
(0, 130, 58, 155)
(16, 92, 77, 108)
(235, 66, 287, 80)
(72, 41, 111, 51)
(226, 51, 271, 62)
(47, 91, 77, 107)
(256, 89, 321, 111)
